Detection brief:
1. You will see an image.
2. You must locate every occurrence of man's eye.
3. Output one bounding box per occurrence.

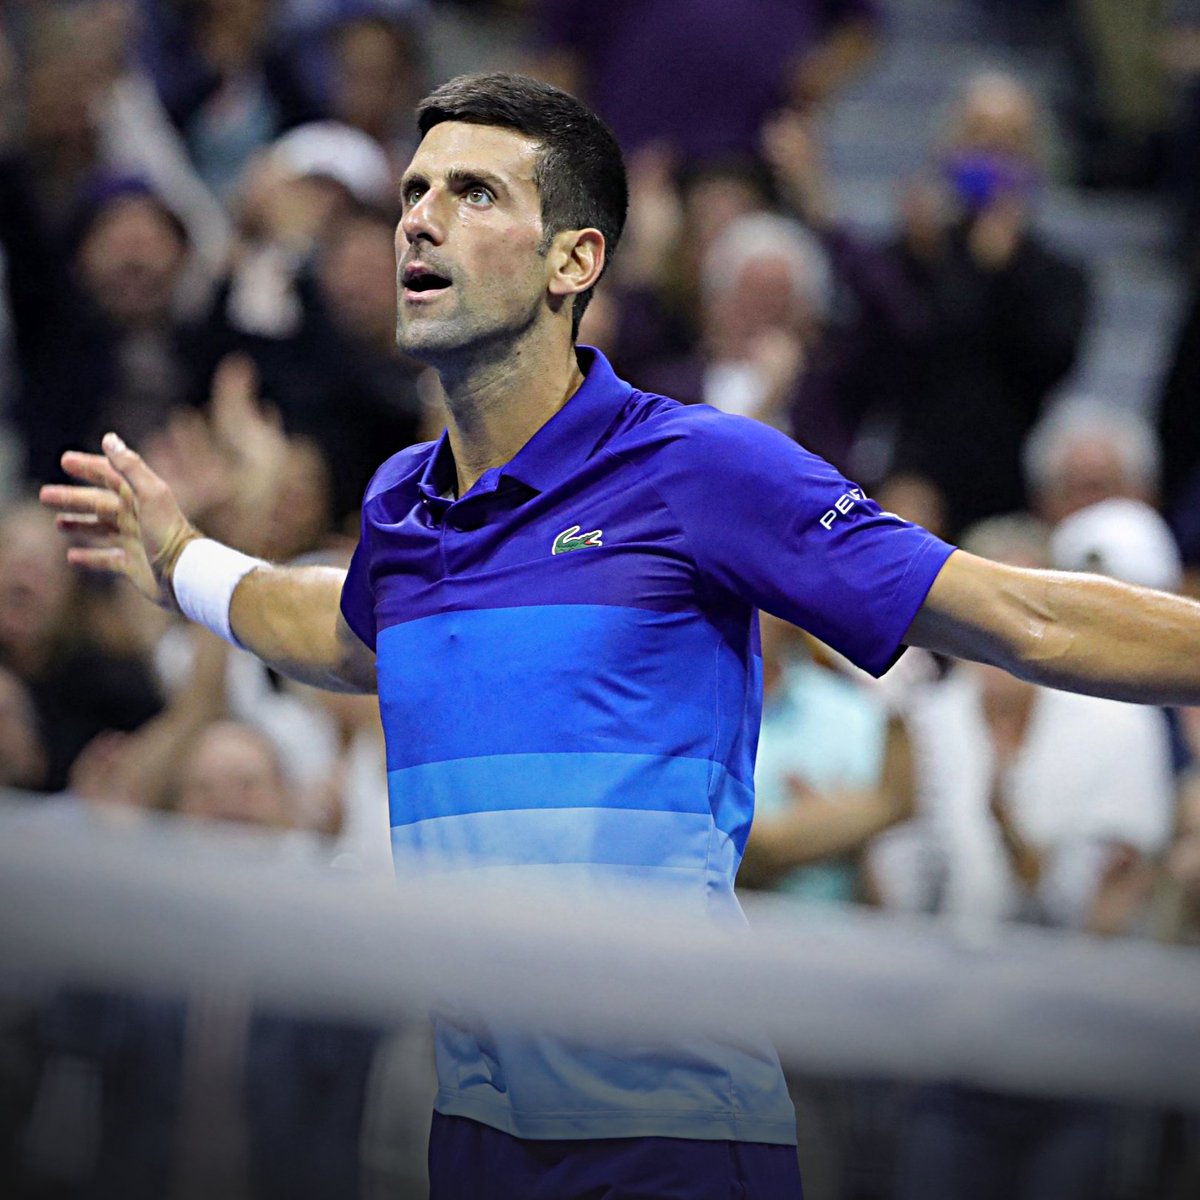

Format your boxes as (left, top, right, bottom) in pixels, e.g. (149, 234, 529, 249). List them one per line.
(465, 187, 493, 206)
(403, 185, 425, 206)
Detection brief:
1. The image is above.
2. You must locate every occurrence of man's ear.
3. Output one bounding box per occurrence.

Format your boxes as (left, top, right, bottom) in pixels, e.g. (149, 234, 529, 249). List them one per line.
(547, 228, 606, 300)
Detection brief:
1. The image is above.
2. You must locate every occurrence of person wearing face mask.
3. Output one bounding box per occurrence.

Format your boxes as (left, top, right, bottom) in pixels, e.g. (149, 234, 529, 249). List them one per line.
(882, 71, 1092, 539)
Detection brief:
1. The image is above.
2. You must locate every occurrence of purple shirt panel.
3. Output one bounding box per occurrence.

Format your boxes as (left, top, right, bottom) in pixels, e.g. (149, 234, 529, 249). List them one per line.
(601, 401, 952, 677)
(532, 0, 881, 157)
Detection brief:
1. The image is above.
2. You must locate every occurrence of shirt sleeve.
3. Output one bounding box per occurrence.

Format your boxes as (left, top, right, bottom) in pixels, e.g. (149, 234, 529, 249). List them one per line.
(647, 407, 956, 676)
(340, 514, 377, 652)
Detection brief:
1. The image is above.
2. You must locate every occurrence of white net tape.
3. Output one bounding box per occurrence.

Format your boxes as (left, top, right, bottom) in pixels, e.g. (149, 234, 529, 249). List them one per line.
(1, 804, 1198, 1111)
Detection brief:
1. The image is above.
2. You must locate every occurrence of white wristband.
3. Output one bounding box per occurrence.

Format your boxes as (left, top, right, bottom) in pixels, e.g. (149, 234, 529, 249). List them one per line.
(172, 539, 266, 648)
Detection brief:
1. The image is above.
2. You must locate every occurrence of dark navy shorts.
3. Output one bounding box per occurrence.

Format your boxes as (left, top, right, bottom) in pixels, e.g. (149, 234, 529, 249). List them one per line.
(428, 1112, 804, 1199)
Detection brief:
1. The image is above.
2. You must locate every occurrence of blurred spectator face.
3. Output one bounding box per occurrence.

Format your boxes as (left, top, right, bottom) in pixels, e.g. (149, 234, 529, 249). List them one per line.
(1039, 435, 1142, 525)
(331, 18, 423, 140)
(954, 74, 1039, 161)
(0, 504, 74, 666)
(176, 721, 292, 828)
(77, 196, 188, 328)
(943, 73, 1040, 213)
(703, 215, 830, 356)
(318, 211, 398, 350)
(726, 255, 810, 339)
(0, 665, 46, 790)
(241, 122, 392, 244)
(1025, 402, 1160, 527)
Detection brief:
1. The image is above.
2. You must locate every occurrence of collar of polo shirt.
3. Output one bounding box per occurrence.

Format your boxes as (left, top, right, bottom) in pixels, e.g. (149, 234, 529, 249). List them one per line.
(416, 348, 634, 507)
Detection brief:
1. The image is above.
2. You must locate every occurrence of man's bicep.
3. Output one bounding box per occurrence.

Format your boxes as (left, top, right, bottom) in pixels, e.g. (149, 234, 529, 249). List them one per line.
(335, 611, 378, 694)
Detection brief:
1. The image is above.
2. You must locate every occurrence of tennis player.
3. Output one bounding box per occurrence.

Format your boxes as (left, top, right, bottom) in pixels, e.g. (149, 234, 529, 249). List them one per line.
(41, 73, 1200, 1199)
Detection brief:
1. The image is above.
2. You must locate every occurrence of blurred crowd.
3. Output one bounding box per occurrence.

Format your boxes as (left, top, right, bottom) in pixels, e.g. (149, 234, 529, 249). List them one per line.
(1, 1, 1200, 1197)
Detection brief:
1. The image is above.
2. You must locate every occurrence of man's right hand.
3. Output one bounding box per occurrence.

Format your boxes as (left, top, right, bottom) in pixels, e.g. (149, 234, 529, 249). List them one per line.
(39, 432, 201, 610)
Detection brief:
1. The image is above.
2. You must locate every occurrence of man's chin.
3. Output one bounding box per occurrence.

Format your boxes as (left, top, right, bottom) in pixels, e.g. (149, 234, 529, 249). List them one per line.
(395, 318, 481, 362)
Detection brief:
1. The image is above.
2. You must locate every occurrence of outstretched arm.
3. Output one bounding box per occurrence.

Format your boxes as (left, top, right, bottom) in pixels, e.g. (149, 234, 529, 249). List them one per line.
(40, 433, 376, 694)
(906, 549, 1200, 706)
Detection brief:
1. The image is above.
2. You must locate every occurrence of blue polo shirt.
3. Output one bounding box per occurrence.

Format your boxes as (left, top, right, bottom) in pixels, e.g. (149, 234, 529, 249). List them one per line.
(341, 347, 954, 1143)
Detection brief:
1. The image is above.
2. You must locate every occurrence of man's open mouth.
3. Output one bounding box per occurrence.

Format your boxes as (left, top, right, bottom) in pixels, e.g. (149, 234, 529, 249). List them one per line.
(403, 266, 453, 296)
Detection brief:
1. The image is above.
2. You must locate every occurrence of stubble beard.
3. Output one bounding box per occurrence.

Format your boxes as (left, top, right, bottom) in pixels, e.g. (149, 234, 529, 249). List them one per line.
(394, 289, 543, 373)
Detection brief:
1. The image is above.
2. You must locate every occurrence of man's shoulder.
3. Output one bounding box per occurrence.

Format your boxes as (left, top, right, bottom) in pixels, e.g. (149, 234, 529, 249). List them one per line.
(609, 388, 806, 469)
(609, 388, 825, 492)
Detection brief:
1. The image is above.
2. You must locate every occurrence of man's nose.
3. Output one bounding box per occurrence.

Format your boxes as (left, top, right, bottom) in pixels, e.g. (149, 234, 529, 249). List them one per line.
(400, 189, 446, 245)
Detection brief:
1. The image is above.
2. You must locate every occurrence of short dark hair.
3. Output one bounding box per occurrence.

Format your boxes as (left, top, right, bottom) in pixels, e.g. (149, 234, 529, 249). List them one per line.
(416, 72, 628, 339)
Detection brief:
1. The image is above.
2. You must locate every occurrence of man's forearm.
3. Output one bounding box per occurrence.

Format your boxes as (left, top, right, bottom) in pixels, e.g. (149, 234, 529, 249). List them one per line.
(229, 564, 375, 693)
(1018, 571, 1200, 704)
(911, 552, 1200, 706)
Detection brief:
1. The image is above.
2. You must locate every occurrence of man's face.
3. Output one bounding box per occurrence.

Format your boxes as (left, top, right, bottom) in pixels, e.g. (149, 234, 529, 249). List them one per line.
(394, 121, 552, 361)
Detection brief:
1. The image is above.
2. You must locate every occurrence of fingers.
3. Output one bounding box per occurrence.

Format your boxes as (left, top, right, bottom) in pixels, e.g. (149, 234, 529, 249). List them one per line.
(66, 545, 127, 572)
(101, 431, 166, 499)
(60, 450, 126, 492)
(54, 514, 120, 537)
(39, 484, 121, 519)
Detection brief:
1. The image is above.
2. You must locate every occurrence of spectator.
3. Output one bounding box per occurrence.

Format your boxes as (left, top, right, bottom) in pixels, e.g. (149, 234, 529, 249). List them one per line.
(192, 177, 423, 527)
(174, 719, 296, 828)
(223, 119, 393, 339)
(140, 0, 324, 201)
(324, 7, 429, 177)
(581, 151, 774, 380)
(884, 71, 1091, 536)
(889, 512, 1175, 1200)
(739, 615, 914, 899)
(0, 167, 204, 485)
(641, 211, 853, 464)
(17, 703, 380, 1198)
(761, 106, 933, 480)
(1022, 397, 1161, 526)
(1050, 496, 1183, 592)
(526, 0, 882, 162)
(0, 502, 163, 792)
(0, 2, 230, 289)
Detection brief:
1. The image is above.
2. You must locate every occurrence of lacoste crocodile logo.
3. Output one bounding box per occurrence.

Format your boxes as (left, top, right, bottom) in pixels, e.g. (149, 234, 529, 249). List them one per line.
(552, 525, 603, 555)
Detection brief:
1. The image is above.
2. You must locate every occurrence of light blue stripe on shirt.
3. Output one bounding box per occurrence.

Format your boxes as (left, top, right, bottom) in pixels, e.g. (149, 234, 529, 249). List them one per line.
(390, 806, 715, 871)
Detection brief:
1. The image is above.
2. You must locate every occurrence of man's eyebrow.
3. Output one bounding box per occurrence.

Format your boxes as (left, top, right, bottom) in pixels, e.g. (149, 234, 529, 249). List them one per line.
(399, 169, 429, 196)
(444, 167, 510, 195)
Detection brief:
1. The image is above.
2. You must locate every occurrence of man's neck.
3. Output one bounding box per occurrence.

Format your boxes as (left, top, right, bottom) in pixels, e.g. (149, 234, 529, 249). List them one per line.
(438, 335, 585, 496)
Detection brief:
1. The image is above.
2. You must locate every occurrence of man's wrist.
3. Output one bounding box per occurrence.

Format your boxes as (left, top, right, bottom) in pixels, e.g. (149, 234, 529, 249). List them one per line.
(153, 525, 204, 611)
(171, 538, 267, 647)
